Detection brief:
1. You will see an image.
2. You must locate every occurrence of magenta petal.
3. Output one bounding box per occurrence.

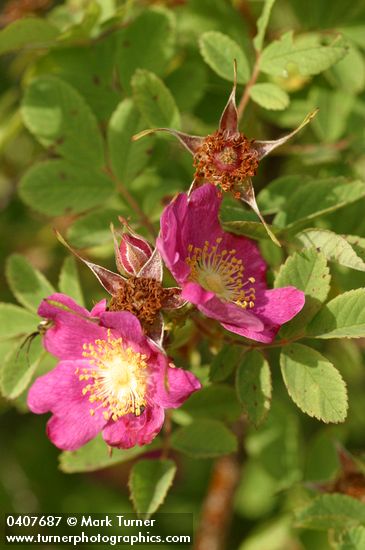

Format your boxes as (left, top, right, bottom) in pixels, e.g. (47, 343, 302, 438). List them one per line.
(181, 281, 215, 305)
(222, 287, 305, 343)
(99, 310, 147, 350)
(38, 293, 106, 359)
(198, 296, 265, 331)
(157, 184, 223, 284)
(255, 287, 305, 325)
(90, 299, 107, 317)
(27, 360, 107, 451)
(102, 405, 165, 449)
(154, 363, 201, 409)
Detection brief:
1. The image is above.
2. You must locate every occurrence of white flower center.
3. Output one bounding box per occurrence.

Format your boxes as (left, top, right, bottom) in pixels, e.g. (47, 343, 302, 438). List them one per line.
(78, 330, 147, 421)
(186, 238, 256, 308)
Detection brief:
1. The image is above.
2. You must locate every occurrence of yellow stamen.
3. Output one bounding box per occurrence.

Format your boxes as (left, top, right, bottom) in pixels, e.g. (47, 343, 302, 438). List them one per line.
(79, 329, 148, 421)
(186, 238, 256, 309)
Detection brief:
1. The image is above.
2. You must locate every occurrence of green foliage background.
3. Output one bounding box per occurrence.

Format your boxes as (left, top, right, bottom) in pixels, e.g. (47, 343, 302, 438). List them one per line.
(1, 0, 365, 548)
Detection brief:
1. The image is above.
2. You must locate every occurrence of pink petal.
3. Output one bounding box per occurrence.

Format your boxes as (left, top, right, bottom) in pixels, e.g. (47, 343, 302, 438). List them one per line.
(27, 360, 107, 451)
(99, 310, 147, 351)
(181, 281, 215, 305)
(255, 287, 306, 325)
(198, 296, 265, 331)
(102, 405, 165, 449)
(38, 293, 106, 359)
(222, 287, 305, 343)
(154, 362, 201, 409)
(90, 299, 107, 317)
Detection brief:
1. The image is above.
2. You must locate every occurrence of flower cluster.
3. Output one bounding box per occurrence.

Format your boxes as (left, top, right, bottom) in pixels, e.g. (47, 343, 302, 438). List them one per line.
(28, 77, 306, 453)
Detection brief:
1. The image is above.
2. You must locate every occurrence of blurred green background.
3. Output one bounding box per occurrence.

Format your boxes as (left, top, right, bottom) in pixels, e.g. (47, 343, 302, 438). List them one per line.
(1, 1, 365, 549)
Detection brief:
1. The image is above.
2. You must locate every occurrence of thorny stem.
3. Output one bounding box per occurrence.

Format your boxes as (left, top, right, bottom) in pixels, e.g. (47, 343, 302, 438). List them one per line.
(104, 166, 157, 239)
(237, 51, 261, 122)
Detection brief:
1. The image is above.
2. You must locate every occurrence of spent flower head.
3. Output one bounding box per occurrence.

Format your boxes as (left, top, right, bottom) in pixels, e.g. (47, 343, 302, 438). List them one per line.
(57, 222, 185, 346)
(134, 63, 317, 246)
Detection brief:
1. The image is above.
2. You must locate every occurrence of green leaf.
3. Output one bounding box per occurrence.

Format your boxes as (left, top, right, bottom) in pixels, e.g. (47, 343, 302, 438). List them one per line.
(257, 175, 305, 215)
(274, 249, 330, 338)
(0, 338, 43, 400)
(199, 31, 250, 84)
(171, 419, 237, 458)
(179, 384, 241, 422)
(36, 36, 120, 121)
(67, 208, 123, 248)
(295, 229, 365, 272)
(329, 44, 365, 94)
(294, 494, 365, 530)
(116, 8, 175, 93)
(338, 526, 365, 549)
(19, 160, 115, 217)
(0, 17, 59, 55)
(132, 69, 181, 129)
(58, 257, 84, 306)
(165, 59, 208, 111)
(310, 87, 354, 142)
(129, 459, 176, 516)
(249, 83, 289, 111)
(260, 31, 348, 77)
(274, 178, 365, 231)
(346, 235, 365, 263)
(21, 76, 104, 167)
(253, 0, 276, 52)
(223, 220, 279, 242)
(59, 435, 161, 473)
(280, 344, 348, 423)
(0, 304, 38, 340)
(307, 289, 365, 339)
(6, 254, 55, 313)
(236, 351, 272, 427)
(210, 345, 242, 382)
(238, 517, 292, 550)
(108, 98, 155, 184)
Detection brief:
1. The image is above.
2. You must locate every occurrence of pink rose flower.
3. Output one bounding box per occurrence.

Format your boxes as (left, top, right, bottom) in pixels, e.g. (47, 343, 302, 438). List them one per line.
(27, 293, 200, 451)
(157, 184, 305, 343)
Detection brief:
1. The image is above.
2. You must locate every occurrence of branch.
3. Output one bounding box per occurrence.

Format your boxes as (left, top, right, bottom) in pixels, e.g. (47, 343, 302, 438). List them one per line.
(193, 455, 241, 550)
(237, 51, 261, 122)
(104, 166, 157, 239)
